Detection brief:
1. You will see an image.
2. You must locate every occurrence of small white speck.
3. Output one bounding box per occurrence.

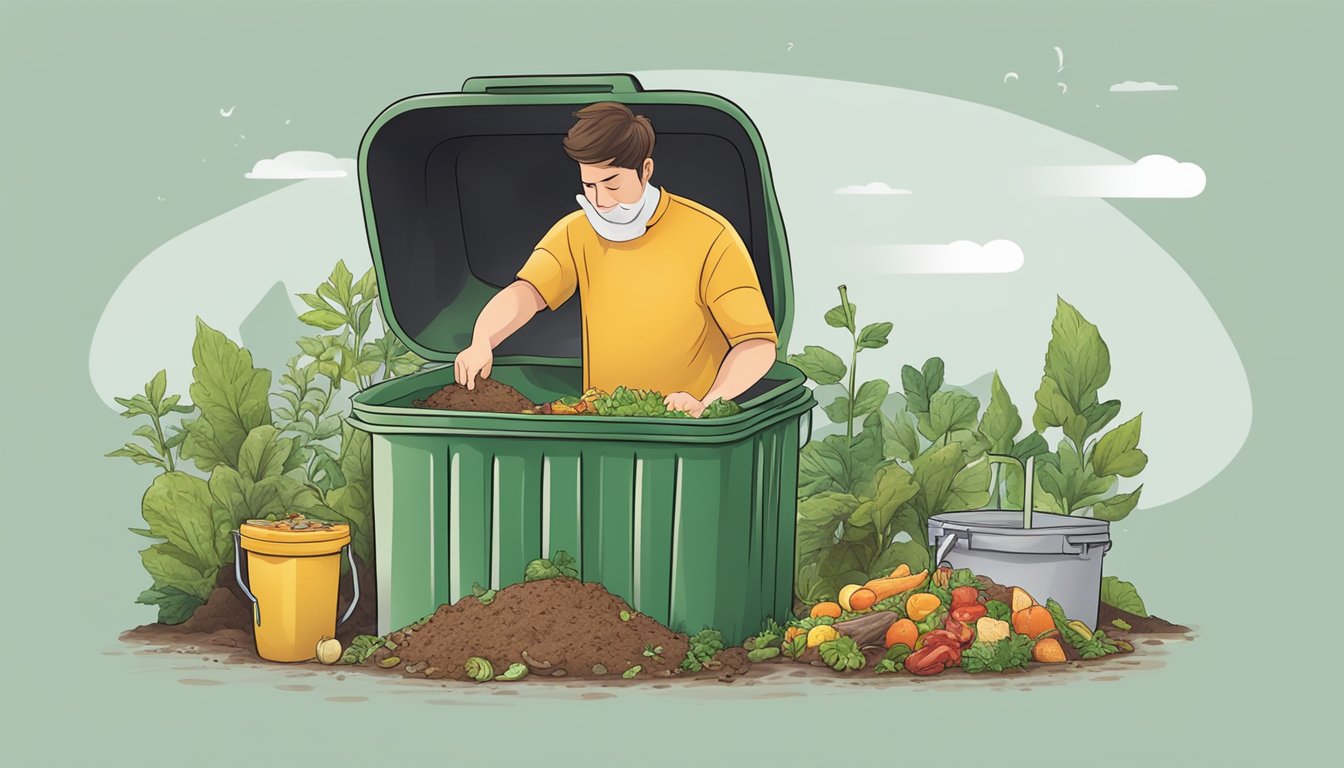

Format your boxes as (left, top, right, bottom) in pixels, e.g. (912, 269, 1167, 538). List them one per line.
(240, 134, 246, 140)
(284, 118, 291, 125)
(201, 158, 207, 162)
(157, 195, 165, 202)
(233, 143, 238, 147)
(1095, 104, 1100, 108)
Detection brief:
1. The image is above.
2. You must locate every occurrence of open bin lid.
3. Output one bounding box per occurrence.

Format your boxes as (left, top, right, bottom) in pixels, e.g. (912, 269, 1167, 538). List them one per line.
(357, 73, 796, 366)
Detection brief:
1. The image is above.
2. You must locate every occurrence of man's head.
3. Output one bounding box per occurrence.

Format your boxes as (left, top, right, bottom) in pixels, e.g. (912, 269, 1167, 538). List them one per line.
(563, 102, 655, 217)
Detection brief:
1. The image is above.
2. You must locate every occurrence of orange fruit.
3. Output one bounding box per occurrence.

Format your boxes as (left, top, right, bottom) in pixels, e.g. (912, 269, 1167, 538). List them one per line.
(884, 618, 918, 650)
(809, 601, 843, 619)
(849, 588, 878, 612)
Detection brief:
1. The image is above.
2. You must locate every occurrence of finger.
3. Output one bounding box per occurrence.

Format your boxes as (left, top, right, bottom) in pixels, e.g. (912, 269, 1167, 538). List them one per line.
(466, 365, 477, 390)
(481, 360, 492, 380)
(454, 359, 463, 386)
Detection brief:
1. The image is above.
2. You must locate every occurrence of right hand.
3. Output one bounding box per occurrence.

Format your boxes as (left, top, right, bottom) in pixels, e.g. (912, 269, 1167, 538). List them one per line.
(454, 341, 493, 390)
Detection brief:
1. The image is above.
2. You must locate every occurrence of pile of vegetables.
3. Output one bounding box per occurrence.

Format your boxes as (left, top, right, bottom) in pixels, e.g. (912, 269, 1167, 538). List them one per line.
(524, 387, 742, 419)
(745, 564, 1131, 676)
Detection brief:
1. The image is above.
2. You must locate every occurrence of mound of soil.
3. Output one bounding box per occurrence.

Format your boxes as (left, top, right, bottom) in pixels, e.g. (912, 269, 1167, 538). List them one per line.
(979, 575, 1190, 635)
(377, 578, 701, 681)
(412, 377, 533, 413)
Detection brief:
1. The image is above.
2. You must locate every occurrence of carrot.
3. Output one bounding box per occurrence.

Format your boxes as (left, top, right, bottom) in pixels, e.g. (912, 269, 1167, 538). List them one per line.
(848, 588, 877, 612)
(889, 564, 912, 579)
(810, 601, 843, 619)
(1033, 637, 1066, 663)
(906, 593, 942, 622)
(861, 570, 930, 602)
(1012, 605, 1055, 639)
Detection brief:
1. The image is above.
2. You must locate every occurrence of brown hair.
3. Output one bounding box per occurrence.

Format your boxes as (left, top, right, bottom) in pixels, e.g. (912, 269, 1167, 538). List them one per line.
(562, 101, 655, 178)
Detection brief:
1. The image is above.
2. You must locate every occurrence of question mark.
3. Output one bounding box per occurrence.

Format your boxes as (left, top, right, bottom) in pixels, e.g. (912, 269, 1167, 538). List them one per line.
(787, 42, 794, 51)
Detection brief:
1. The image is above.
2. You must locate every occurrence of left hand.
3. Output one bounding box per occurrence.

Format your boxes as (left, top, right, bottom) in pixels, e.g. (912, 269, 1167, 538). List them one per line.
(664, 391, 707, 418)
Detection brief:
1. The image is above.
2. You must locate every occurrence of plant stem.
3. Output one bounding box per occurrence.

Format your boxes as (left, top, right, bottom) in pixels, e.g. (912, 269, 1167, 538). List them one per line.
(150, 410, 174, 473)
(839, 285, 857, 443)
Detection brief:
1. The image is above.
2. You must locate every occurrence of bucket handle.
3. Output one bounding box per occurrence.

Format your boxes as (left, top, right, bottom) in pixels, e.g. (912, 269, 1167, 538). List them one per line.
(933, 531, 959, 568)
(231, 531, 361, 627)
(231, 530, 261, 627)
(985, 453, 1036, 530)
(338, 544, 360, 626)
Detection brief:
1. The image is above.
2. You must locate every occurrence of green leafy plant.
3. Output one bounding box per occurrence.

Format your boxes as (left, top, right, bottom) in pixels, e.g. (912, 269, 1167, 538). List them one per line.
(523, 550, 579, 582)
(781, 634, 806, 660)
(962, 634, 1034, 674)
(680, 628, 725, 672)
(470, 581, 497, 606)
(819, 636, 866, 672)
(1046, 598, 1120, 659)
(985, 600, 1012, 623)
(107, 370, 196, 474)
(341, 635, 386, 664)
(789, 284, 893, 443)
(1100, 576, 1148, 617)
(642, 644, 664, 662)
(591, 387, 741, 419)
(874, 643, 912, 674)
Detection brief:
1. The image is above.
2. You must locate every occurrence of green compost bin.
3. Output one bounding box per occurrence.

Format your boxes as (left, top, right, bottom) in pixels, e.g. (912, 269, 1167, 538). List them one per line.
(350, 73, 815, 644)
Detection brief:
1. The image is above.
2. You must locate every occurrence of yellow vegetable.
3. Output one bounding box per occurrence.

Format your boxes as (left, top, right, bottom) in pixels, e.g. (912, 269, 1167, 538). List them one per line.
(837, 584, 863, 612)
(810, 601, 843, 619)
(314, 636, 342, 665)
(975, 617, 1011, 645)
(807, 625, 840, 648)
(1010, 587, 1038, 613)
(906, 593, 942, 622)
(889, 564, 912, 578)
(1068, 620, 1093, 638)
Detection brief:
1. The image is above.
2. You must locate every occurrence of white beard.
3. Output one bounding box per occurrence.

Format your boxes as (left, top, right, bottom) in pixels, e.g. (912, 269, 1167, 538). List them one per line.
(575, 183, 661, 242)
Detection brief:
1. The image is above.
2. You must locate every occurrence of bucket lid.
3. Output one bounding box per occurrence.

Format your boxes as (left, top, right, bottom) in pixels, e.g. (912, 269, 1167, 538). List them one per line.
(928, 510, 1110, 538)
(240, 520, 351, 545)
(358, 73, 796, 365)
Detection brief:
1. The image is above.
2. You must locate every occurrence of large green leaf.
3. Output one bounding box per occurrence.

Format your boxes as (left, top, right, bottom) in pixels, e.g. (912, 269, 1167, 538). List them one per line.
(850, 464, 919, 536)
(236, 425, 296, 483)
(298, 308, 347, 331)
(979, 372, 1022, 453)
(354, 267, 379, 302)
(908, 442, 965, 522)
(879, 410, 920, 462)
(139, 544, 215, 602)
(799, 438, 847, 496)
(141, 471, 223, 572)
(1090, 414, 1148, 478)
(1040, 297, 1110, 415)
(869, 540, 931, 579)
(824, 301, 856, 332)
(822, 396, 852, 424)
(179, 318, 273, 472)
(1036, 442, 1115, 514)
(1009, 432, 1050, 462)
(1092, 486, 1143, 521)
(946, 455, 992, 511)
(901, 357, 945, 416)
(927, 391, 980, 439)
(796, 492, 862, 561)
(788, 346, 847, 385)
(1033, 375, 1087, 446)
(857, 322, 893, 350)
(1100, 576, 1149, 617)
(1082, 399, 1122, 441)
(329, 260, 355, 307)
(852, 379, 889, 418)
(1004, 466, 1066, 514)
(328, 426, 374, 562)
(136, 585, 207, 625)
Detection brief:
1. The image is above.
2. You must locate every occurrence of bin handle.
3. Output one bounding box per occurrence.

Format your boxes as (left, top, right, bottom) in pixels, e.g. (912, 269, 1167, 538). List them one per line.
(338, 544, 360, 626)
(934, 531, 959, 568)
(461, 73, 642, 95)
(985, 454, 1036, 530)
(231, 530, 260, 627)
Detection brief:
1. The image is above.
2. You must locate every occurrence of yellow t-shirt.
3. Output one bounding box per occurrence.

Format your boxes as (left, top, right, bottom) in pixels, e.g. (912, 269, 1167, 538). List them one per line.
(516, 187, 778, 400)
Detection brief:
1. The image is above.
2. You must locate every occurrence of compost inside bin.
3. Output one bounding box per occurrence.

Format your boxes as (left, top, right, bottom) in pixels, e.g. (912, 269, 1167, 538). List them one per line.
(411, 376, 534, 413)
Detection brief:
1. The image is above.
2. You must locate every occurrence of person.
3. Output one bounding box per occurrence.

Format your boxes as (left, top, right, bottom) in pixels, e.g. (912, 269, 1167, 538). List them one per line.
(453, 101, 777, 418)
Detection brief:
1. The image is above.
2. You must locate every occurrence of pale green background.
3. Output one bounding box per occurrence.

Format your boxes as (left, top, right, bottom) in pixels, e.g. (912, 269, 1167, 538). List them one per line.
(2, 0, 1341, 765)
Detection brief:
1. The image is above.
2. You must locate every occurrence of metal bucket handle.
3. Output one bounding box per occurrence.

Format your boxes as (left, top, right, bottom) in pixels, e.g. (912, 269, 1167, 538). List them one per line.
(985, 453, 1036, 530)
(231, 530, 361, 628)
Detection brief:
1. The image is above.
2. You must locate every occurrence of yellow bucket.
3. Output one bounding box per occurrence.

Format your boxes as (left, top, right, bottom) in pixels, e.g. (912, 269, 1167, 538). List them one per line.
(231, 521, 359, 663)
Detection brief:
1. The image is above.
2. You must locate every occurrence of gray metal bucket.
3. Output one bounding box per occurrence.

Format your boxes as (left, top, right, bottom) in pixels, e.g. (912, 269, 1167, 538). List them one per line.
(926, 455, 1112, 629)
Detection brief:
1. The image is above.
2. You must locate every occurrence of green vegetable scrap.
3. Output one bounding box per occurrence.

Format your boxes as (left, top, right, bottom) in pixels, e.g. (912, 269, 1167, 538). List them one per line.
(747, 647, 781, 663)
(465, 657, 495, 682)
(1111, 618, 1132, 631)
(470, 581, 497, 606)
(592, 387, 742, 420)
(523, 550, 579, 582)
(1046, 599, 1120, 659)
(642, 644, 665, 662)
(680, 628, 725, 672)
(874, 643, 912, 674)
(819, 636, 866, 672)
(781, 635, 807, 660)
(619, 610, 631, 622)
(498, 663, 529, 681)
(948, 569, 981, 591)
(340, 635, 386, 665)
(622, 665, 643, 679)
(962, 634, 1034, 674)
(985, 600, 1012, 623)
(745, 618, 783, 651)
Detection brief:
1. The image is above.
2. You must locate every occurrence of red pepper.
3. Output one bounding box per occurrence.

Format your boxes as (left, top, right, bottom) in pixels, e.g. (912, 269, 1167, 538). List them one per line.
(951, 605, 988, 624)
(950, 586, 980, 609)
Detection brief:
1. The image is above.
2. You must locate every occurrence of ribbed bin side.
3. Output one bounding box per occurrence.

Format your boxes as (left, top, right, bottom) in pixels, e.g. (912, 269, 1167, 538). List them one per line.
(370, 418, 803, 642)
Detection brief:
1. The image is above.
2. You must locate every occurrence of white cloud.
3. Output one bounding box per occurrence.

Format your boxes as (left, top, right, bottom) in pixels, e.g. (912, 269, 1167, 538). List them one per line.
(1022, 154, 1206, 198)
(1110, 80, 1178, 92)
(244, 150, 354, 179)
(862, 239, 1024, 274)
(835, 181, 912, 195)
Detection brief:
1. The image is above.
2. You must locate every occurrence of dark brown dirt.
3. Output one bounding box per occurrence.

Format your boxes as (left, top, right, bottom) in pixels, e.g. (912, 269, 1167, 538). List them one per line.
(377, 578, 692, 681)
(412, 376, 533, 413)
(1098, 603, 1190, 634)
(121, 555, 378, 651)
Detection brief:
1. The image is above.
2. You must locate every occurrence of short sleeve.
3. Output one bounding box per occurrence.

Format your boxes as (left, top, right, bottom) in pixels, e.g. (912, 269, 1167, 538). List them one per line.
(701, 227, 779, 346)
(516, 218, 578, 311)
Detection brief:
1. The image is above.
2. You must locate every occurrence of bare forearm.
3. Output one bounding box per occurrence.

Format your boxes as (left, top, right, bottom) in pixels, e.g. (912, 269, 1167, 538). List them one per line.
(703, 339, 775, 403)
(473, 281, 546, 348)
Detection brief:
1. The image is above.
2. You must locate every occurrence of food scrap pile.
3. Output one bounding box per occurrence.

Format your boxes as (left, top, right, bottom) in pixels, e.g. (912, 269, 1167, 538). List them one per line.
(242, 513, 341, 532)
(762, 565, 1132, 676)
(413, 380, 743, 419)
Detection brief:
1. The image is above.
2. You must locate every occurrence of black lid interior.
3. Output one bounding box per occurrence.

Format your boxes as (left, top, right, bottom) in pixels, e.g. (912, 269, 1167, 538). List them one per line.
(364, 102, 773, 361)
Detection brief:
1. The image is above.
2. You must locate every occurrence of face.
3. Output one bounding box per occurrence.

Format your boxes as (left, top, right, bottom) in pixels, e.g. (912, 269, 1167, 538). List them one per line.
(579, 157, 654, 211)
